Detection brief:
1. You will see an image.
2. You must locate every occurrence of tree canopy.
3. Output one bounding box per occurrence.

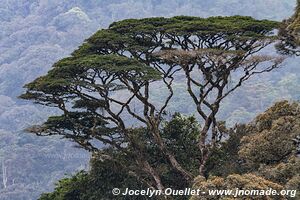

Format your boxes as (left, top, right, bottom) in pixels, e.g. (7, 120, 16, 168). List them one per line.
(1, 1, 298, 199)
(193, 101, 300, 200)
(38, 101, 300, 200)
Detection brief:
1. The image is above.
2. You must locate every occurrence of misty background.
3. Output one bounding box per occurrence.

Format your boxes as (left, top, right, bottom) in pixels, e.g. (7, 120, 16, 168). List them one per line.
(0, 0, 298, 199)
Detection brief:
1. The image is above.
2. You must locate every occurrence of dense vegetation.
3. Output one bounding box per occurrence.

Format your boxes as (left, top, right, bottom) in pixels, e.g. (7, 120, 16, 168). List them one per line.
(19, 13, 300, 199)
(1, 1, 299, 200)
(277, 0, 300, 55)
(39, 101, 300, 200)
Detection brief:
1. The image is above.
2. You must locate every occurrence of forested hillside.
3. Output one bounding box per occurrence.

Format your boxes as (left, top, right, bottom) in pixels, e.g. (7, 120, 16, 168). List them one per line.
(0, 1, 298, 199)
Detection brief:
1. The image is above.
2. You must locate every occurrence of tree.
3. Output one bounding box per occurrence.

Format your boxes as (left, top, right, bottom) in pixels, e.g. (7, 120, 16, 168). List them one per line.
(21, 16, 283, 191)
(191, 173, 285, 200)
(200, 101, 300, 200)
(277, 0, 300, 55)
(39, 114, 201, 200)
(37, 102, 300, 200)
(238, 101, 299, 166)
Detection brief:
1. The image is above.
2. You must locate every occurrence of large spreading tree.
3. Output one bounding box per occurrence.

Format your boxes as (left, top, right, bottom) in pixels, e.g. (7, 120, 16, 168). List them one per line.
(21, 16, 284, 193)
(38, 101, 300, 200)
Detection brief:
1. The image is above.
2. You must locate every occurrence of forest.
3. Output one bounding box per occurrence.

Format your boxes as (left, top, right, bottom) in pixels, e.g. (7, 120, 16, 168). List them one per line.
(0, 0, 300, 200)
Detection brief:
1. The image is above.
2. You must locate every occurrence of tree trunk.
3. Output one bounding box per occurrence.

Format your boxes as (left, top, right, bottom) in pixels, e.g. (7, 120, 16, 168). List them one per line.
(152, 128, 193, 181)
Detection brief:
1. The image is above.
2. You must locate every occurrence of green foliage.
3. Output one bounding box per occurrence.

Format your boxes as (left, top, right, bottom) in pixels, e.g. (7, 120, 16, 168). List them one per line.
(162, 114, 201, 175)
(38, 114, 202, 200)
(39, 102, 300, 200)
(208, 101, 300, 175)
(277, 0, 300, 55)
(39, 172, 89, 200)
(39, 159, 147, 200)
(191, 101, 300, 200)
(258, 156, 300, 185)
(191, 174, 285, 200)
(239, 101, 299, 166)
(21, 54, 161, 98)
(205, 124, 251, 177)
(21, 15, 285, 199)
(109, 15, 279, 36)
(72, 15, 279, 58)
(2, 2, 297, 200)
